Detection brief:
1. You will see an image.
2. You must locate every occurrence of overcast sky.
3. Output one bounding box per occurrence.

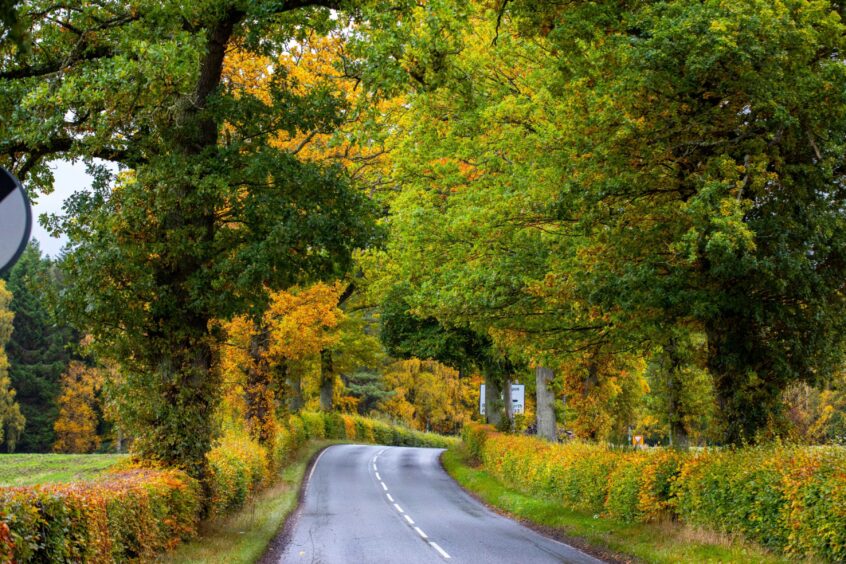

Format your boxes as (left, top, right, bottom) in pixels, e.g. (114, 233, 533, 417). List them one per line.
(30, 160, 96, 257)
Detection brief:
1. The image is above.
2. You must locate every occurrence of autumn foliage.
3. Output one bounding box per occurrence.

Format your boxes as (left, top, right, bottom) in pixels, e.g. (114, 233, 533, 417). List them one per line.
(53, 362, 104, 454)
(0, 468, 200, 562)
(464, 424, 846, 561)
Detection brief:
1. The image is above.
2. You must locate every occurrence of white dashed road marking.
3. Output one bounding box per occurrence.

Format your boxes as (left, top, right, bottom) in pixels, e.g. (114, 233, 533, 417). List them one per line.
(373, 448, 450, 561)
(430, 542, 451, 559)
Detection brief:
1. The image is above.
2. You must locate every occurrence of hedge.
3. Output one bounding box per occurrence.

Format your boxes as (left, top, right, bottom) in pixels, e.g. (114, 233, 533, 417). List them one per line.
(463, 423, 846, 562)
(0, 468, 200, 563)
(0, 413, 455, 562)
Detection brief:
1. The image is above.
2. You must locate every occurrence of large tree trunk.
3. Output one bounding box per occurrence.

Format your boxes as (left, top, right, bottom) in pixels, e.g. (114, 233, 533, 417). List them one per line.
(245, 326, 275, 445)
(319, 348, 334, 411)
(535, 366, 556, 441)
(663, 340, 689, 450)
(484, 374, 503, 427)
(139, 12, 239, 480)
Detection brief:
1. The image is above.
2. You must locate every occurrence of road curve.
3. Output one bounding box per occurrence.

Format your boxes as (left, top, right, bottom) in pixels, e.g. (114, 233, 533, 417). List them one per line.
(278, 444, 602, 564)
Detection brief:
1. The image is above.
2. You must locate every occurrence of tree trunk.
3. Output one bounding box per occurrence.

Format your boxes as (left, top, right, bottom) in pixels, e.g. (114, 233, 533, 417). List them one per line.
(663, 340, 690, 450)
(484, 374, 503, 427)
(319, 348, 334, 411)
(535, 365, 556, 441)
(245, 326, 275, 444)
(504, 378, 513, 427)
(288, 369, 304, 413)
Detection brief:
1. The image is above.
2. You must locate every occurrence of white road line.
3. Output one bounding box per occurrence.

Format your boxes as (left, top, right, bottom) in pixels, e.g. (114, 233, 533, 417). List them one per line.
(414, 527, 428, 539)
(308, 447, 330, 482)
(375, 472, 381, 480)
(373, 463, 377, 470)
(430, 542, 451, 559)
(404, 514, 415, 525)
(386, 493, 394, 502)
(393, 503, 404, 513)
(381, 482, 388, 491)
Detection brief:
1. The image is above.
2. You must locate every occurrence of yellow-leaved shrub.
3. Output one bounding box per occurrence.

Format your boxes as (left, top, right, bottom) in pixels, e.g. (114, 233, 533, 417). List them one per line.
(463, 424, 846, 561)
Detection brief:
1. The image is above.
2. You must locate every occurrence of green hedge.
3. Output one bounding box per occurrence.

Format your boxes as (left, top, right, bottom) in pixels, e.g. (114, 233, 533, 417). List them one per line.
(463, 423, 846, 562)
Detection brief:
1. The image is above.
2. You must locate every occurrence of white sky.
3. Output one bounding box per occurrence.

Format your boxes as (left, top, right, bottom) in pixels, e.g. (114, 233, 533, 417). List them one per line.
(30, 160, 95, 257)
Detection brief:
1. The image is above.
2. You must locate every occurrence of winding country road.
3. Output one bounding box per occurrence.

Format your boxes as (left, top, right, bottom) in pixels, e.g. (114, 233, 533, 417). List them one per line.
(277, 444, 602, 564)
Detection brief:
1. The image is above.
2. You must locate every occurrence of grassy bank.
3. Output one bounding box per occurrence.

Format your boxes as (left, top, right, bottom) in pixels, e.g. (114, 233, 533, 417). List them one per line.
(0, 453, 125, 486)
(162, 441, 329, 564)
(442, 447, 794, 564)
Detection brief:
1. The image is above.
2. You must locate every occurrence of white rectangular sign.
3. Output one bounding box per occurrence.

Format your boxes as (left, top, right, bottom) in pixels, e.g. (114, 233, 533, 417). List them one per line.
(511, 384, 525, 415)
(479, 383, 525, 415)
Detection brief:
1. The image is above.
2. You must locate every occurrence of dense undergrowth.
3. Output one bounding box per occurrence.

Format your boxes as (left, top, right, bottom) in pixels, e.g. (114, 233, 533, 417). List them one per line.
(464, 424, 846, 562)
(0, 413, 453, 562)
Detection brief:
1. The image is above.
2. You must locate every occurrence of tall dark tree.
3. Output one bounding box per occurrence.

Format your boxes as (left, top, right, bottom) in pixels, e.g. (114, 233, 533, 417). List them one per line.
(0, 0, 453, 477)
(4, 242, 77, 452)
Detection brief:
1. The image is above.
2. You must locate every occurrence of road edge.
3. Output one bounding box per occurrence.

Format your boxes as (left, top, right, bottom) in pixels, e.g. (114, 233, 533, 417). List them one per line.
(438, 448, 633, 564)
(258, 444, 334, 564)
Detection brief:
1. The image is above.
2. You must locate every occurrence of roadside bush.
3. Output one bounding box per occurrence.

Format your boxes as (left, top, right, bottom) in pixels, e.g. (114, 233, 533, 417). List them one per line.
(0, 469, 200, 562)
(342, 415, 357, 440)
(286, 414, 307, 448)
(301, 412, 326, 440)
(323, 412, 346, 439)
(206, 432, 269, 518)
(466, 426, 846, 561)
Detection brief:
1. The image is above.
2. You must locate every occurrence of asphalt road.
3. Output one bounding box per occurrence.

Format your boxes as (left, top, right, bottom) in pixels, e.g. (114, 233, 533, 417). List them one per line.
(278, 444, 603, 564)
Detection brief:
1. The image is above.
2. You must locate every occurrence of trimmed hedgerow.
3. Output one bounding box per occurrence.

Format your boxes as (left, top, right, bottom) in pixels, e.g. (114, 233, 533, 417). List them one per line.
(463, 423, 846, 562)
(0, 468, 200, 562)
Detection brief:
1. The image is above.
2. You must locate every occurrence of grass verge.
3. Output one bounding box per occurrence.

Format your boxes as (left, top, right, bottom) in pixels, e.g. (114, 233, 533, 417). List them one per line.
(162, 441, 332, 564)
(0, 453, 126, 486)
(441, 447, 798, 564)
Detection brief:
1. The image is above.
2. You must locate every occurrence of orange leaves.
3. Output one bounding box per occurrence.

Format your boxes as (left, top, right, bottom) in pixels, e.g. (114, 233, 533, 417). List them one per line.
(379, 359, 477, 434)
(264, 281, 345, 362)
(0, 469, 200, 562)
(53, 361, 104, 454)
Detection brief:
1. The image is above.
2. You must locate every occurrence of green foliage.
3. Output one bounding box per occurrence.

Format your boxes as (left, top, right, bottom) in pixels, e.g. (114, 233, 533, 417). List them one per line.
(300, 412, 326, 440)
(1, 0, 389, 475)
(467, 424, 846, 561)
(381, 0, 846, 444)
(4, 243, 77, 452)
(342, 370, 392, 414)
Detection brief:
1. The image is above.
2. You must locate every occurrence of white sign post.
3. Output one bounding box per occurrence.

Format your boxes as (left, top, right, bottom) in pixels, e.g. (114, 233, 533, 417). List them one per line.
(510, 384, 525, 415)
(0, 168, 31, 276)
(479, 383, 526, 415)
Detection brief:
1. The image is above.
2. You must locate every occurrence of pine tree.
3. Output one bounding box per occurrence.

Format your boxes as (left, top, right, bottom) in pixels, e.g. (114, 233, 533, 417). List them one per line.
(5, 242, 77, 452)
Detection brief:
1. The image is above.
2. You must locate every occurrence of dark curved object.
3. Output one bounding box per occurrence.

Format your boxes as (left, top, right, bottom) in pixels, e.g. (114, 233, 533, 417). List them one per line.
(0, 166, 32, 277)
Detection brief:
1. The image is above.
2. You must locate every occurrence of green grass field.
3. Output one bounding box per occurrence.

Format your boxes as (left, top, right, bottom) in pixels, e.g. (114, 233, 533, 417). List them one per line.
(0, 453, 126, 487)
